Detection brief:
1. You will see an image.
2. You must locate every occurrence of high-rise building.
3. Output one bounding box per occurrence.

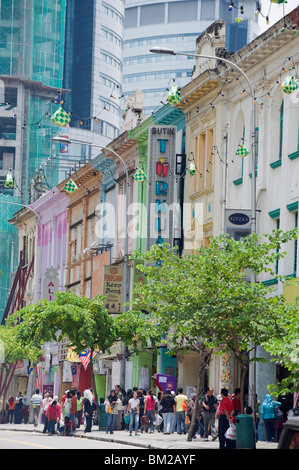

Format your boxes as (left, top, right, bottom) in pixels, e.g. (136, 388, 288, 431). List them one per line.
(123, 0, 260, 115)
(0, 0, 67, 319)
(61, 0, 124, 159)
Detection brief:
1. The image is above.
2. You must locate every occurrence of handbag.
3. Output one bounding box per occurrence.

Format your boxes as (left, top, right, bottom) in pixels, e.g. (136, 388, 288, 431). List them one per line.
(185, 415, 190, 425)
(182, 401, 188, 412)
(140, 415, 150, 427)
(124, 414, 130, 424)
(225, 423, 236, 440)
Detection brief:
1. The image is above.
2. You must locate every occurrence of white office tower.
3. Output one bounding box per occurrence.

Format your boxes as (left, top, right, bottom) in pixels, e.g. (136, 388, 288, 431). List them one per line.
(123, 0, 260, 116)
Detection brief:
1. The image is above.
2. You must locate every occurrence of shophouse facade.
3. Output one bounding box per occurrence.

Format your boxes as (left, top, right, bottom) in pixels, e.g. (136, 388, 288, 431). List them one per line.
(7, 182, 69, 400)
(178, 9, 299, 413)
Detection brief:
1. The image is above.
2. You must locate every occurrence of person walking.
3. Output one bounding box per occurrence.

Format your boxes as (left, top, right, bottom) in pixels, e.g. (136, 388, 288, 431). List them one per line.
(144, 389, 156, 433)
(14, 392, 22, 424)
(6, 396, 15, 424)
(46, 400, 58, 435)
(232, 388, 241, 415)
(260, 394, 281, 442)
(105, 390, 120, 434)
(160, 389, 176, 435)
(76, 391, 83, 428)
(30, 388, 43, 429)
(69, 390, 77, 426)
(202, 387, 218, 441)
(83, 389, 94, 433)
(21, 396, 30, 424)
(127, 391, 140, 436)
(41, 393, 52, 432)
(216, 388, 234, 449)
(174, 388, 188, 435)
(52, 396, 61, 433)
(290, 397, 299, 417)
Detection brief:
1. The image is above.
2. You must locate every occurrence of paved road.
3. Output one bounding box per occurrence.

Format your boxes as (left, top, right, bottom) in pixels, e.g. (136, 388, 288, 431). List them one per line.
(0, 423, 278, 450)
(0, 430, 137, 450)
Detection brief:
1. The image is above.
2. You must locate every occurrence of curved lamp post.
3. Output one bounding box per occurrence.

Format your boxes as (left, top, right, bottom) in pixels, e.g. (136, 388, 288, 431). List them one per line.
(150, 46, 257, 421)
(52, 136, 129, 389)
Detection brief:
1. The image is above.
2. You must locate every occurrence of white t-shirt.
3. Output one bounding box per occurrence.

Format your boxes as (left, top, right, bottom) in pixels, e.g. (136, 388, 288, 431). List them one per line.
(129, 397, 140, 413)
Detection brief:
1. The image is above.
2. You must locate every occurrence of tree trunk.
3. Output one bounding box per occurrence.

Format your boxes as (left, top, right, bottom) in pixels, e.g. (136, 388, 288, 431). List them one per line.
(89, 347, 98, 404)
(187, 348, 213, 442)
(240, 364, 248, 414)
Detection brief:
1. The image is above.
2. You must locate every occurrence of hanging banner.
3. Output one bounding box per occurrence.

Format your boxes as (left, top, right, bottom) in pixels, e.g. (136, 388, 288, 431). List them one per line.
(103, 265, 124, 314)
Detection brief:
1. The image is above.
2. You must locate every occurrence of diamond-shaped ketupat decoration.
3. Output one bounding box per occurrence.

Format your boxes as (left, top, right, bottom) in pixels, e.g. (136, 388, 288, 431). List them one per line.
(64, 179, 78, 193)
(187, 162, 196, 175)
(281, 76, 299, 95)
(4, 172, 13, 188)
(236, 145, 249, 157)
(134, 168, 146, 183)
(51, 107, 71, 127)
(168, 86, 181, 106)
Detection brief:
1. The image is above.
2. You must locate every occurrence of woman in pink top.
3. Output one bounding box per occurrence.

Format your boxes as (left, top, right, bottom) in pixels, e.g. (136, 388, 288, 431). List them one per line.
(144, 390, 156, 433)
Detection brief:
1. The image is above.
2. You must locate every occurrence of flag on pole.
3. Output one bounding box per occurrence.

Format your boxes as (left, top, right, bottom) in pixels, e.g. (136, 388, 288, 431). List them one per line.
(78, 348, 97, 370)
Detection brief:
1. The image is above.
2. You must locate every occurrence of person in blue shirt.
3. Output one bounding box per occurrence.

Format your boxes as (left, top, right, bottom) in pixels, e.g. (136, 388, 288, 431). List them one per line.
(260, 394, 281, 442)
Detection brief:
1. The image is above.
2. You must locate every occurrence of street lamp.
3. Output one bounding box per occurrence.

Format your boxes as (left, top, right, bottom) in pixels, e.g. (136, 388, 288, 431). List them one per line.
(52, 136, 129, 389)
(150, 46, 257, 418)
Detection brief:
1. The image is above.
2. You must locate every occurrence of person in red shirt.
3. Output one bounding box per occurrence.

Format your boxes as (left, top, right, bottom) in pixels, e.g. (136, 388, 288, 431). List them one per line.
(232, 388, 241, 415)
(46, 401, 58, 435)
(216, 388, 234, 449)
(69, 390, 77, 426)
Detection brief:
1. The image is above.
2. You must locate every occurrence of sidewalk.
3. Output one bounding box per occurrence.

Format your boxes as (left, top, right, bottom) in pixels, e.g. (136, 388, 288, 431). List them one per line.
(0, 423, 278, 450)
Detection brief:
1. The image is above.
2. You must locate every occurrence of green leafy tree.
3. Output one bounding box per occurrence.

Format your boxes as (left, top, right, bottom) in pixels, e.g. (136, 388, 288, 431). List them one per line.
(6, 291, 118, 403)
(117, 230, 298, 440)
(0, 325, 42, 420)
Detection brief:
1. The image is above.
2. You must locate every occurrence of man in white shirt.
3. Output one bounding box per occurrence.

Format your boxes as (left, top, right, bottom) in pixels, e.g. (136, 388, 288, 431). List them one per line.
(30, 388, 43, 428)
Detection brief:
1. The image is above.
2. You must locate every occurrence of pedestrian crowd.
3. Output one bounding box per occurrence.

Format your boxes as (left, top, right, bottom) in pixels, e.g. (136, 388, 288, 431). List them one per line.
(1, 386, 298, 447)
(0, 387, 97, 436)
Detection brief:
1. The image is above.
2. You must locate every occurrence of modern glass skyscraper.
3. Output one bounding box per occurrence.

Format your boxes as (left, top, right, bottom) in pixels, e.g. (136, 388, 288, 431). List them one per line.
(123, 0, 260, 115)
(63, 0, 124, 148)
(0, 0, 67, 319)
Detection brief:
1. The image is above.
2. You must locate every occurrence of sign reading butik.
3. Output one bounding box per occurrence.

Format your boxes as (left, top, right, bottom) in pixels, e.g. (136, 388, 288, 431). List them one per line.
(147, 125, 180, 250)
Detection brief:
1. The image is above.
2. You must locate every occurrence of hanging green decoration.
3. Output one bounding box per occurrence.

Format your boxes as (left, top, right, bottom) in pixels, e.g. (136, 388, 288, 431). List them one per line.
(187, 162, 196, 175)
(51, 107, 71, 127)
(236, 145, 249, 157)
(4, 172, 13, 188)
(64, 179, 78, 193)
(133, 168, 147, 183)
(281, 75, 299, 95)
(168, 86, 181, 106)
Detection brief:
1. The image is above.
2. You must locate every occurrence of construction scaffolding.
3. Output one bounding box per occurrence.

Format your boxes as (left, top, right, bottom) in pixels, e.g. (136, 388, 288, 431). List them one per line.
(0, 193, 20, 321)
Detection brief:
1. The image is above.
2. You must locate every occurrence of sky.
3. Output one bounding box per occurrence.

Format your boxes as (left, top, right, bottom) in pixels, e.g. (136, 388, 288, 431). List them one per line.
(259, 0, 299, 33)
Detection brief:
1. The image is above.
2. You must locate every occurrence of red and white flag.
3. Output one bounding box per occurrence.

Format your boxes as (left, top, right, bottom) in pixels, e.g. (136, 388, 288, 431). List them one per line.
(79, 349, 97, 370)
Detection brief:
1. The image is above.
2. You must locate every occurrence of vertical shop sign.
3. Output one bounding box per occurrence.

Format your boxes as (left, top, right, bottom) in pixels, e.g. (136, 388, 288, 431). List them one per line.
(103, 265, 124, 314)
(147, 125, 178, 250)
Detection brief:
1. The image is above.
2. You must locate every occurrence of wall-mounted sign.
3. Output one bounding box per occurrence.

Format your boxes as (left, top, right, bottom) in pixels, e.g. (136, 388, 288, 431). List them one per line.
(225, 209, 251, 241)
(228, 212, 250, 226)
(103, 265, 124, 314)
(42, 267, 59, 301)
(146, 125, 179, 250)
